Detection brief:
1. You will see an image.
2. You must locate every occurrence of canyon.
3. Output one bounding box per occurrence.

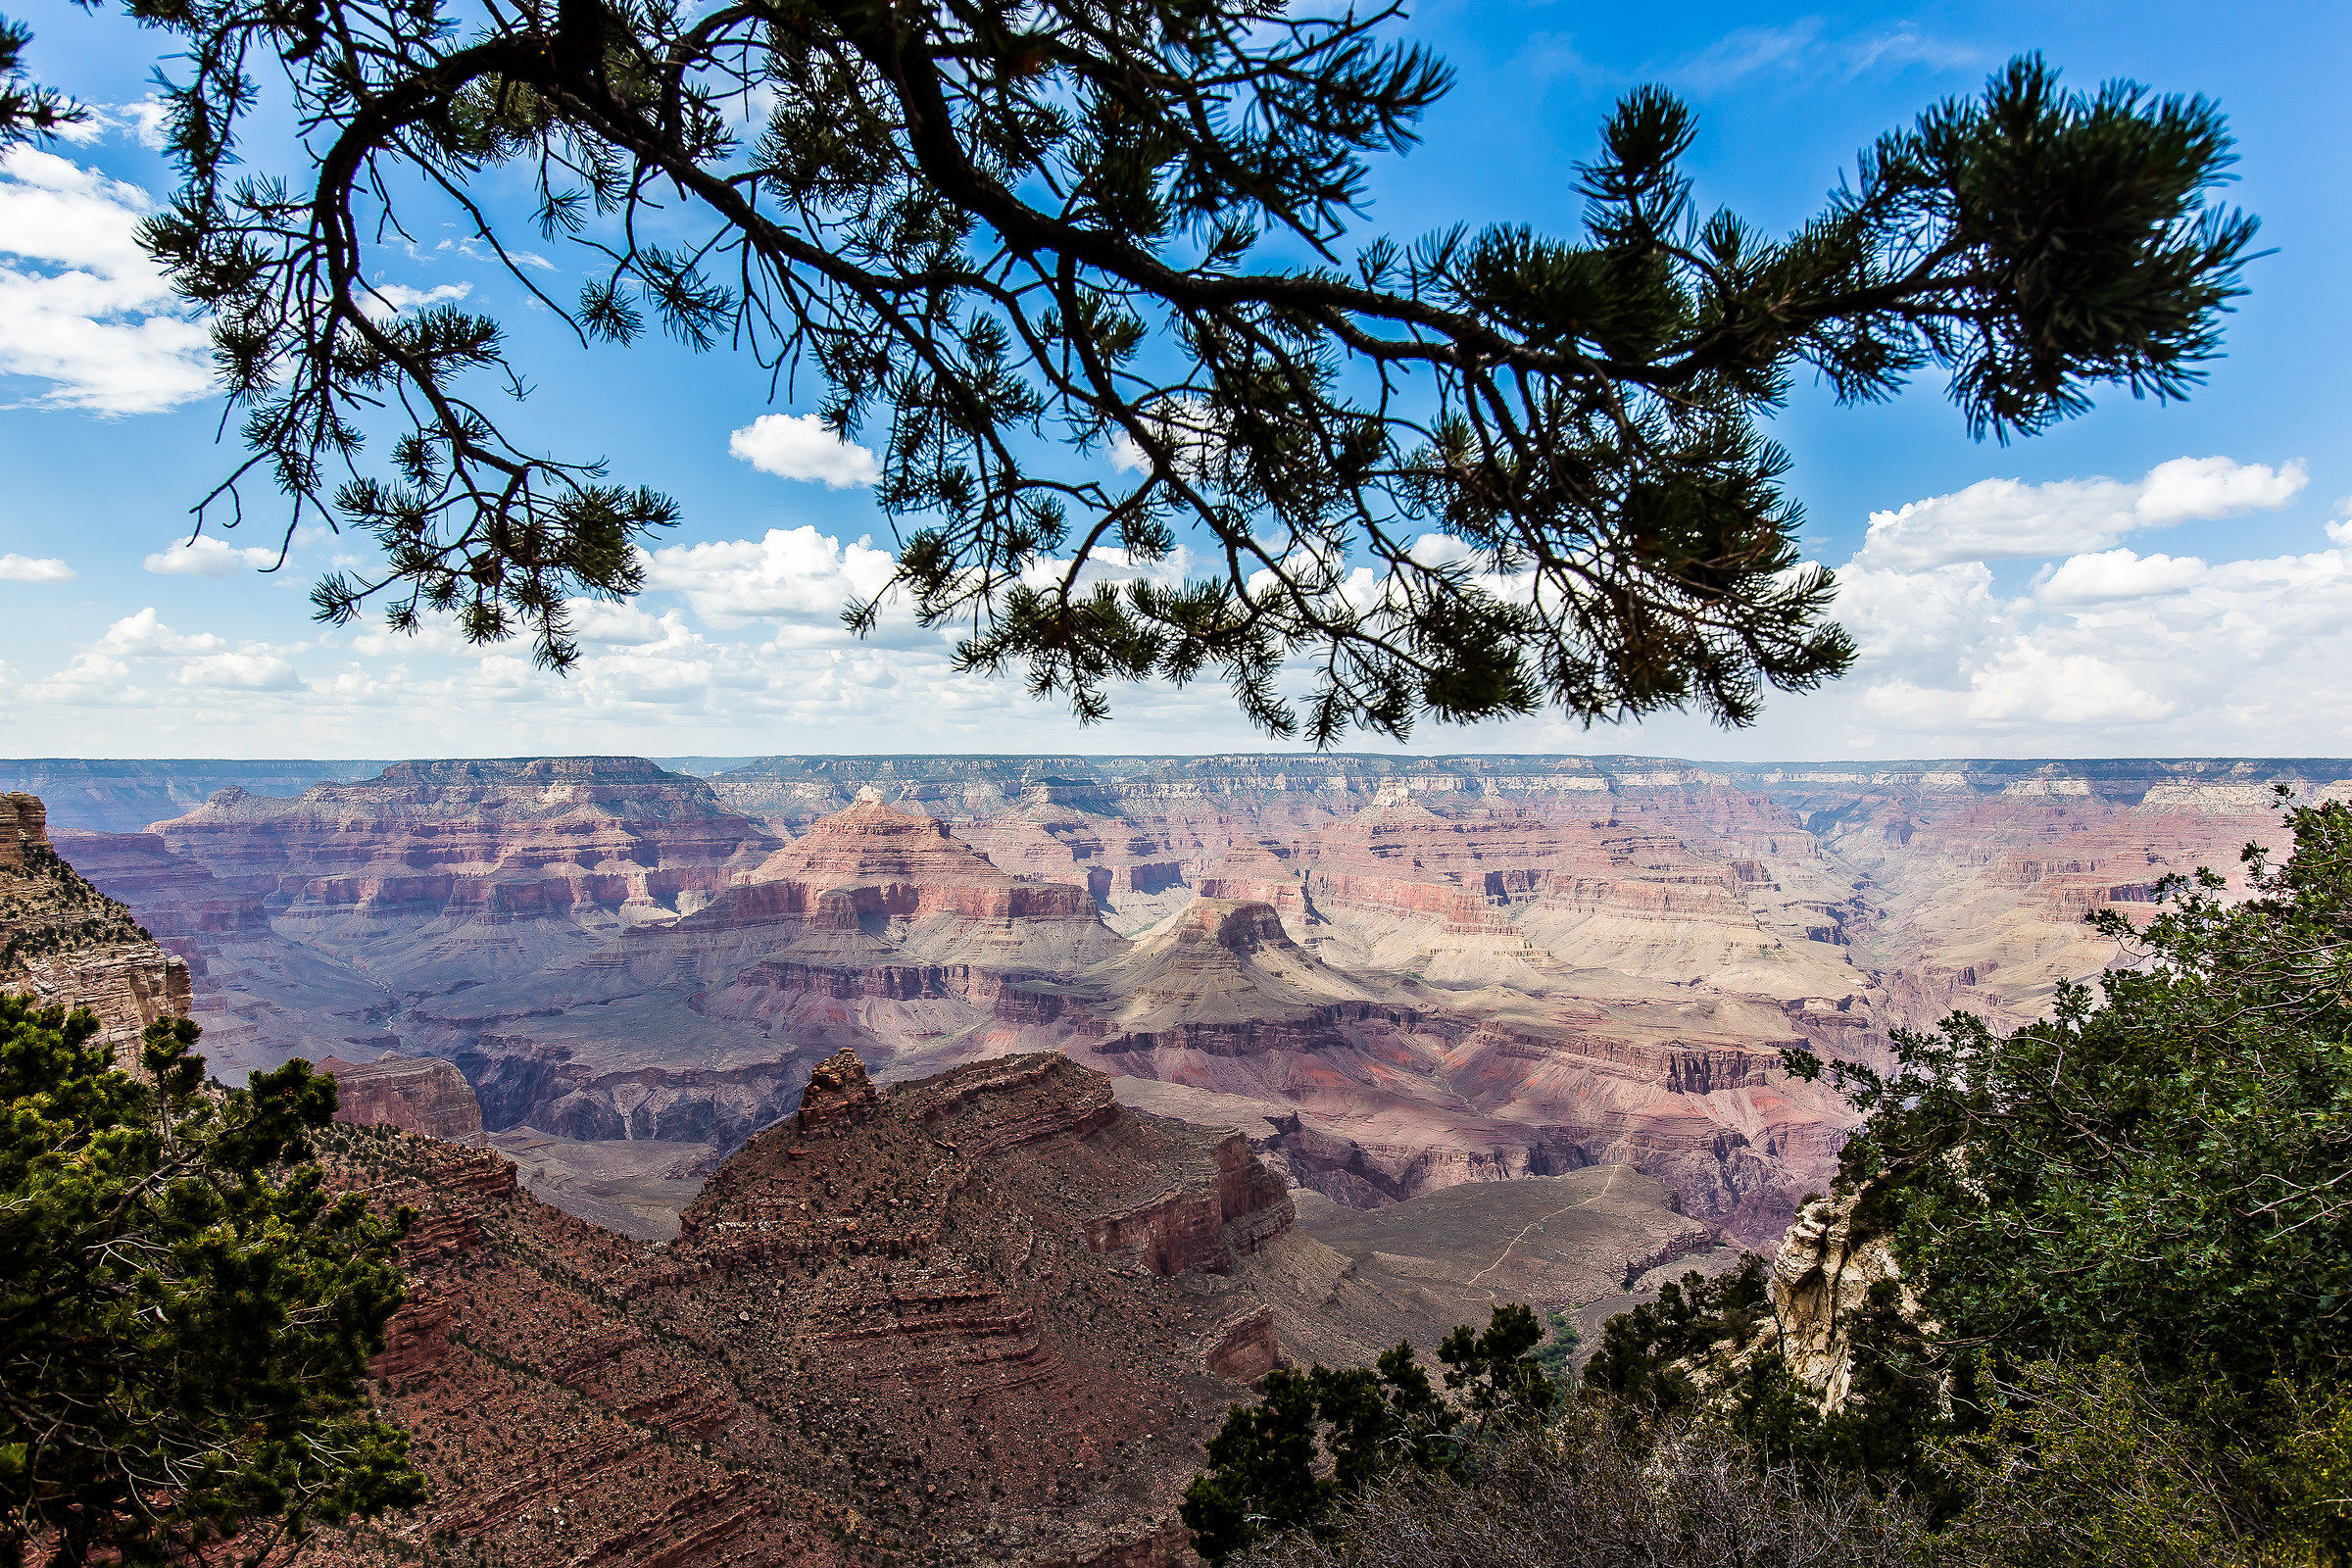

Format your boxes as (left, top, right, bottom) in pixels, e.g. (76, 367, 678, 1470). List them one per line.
(6, 752, 2335, 1564)
(1, 790, 190, 1054)
(30, 754, 2330, 1253)
(287, 1048, 1701, 1567)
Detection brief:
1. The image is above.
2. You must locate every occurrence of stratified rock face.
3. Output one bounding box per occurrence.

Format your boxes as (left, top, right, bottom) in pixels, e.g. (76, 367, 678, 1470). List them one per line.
(1, 793, 191, 1054)
(0, 760, 388, 833)
(317, 1054, 484, 1144)
(150, 757, 780, 983)
(0, 791, 43, 873)
(712, 786, 1124, 966)
(391, 791, 1137, 1153)
(65, 753, 2336, 1250)
(793, 1045, 879, 1133)
(291, 1054, 1298, 1568)
(105, 759, 783, 1074)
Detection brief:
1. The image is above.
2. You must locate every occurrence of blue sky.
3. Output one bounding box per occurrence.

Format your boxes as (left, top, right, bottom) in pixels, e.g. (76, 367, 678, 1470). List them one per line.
(1, 0, 2348, 760)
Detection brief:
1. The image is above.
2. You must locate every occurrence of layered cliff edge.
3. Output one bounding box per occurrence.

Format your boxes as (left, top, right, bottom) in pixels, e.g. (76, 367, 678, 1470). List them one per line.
(290, 1049, 1300, 1568)
(0, 792, 190, 1054)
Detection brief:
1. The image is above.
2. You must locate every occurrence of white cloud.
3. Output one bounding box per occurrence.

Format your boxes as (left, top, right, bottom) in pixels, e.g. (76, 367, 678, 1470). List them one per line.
(143, 535, 284, 577)
(2037, 549, 2208, 606)
(641, 525, 898, 625)
(727, 414, 880, 488)
(1782, 472, 2352, 752)
(0, 148, 213, 414)
(174, 650, 303, 691)
(1856, 457, 2307, 570)
(358, 280, 473, 320)
(97, 607, 223, 657)
(1671, 20, 1977, 91)
(0, 554, 74, 582)
(53, 97, 172, 151)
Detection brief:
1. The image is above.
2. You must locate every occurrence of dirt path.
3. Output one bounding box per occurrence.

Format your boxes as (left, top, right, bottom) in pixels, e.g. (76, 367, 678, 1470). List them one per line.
(1466, 1165, 1622, 1297)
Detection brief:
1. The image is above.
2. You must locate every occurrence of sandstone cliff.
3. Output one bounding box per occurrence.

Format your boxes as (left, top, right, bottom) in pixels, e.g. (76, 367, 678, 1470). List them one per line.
(1750, 1188, 1914, 1411)
(0, 792, 191, 1054)
(150, 757, 780, 989)
(74, 753, 2335, 1254)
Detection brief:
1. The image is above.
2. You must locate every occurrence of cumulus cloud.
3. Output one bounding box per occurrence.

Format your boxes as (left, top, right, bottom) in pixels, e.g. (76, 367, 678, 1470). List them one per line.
(2037, 549, 2209, 606)
(1778, 464, 2352, 754)
(143, 535, 284, 577)
(0, 554, 74, 582)
(641, 525, 898, 625)
(727, 414, 881, 488)
(1855, 457, 2307, 570)
(53, 97, 172, 151)
(0, 148, 213, 414)
(174, 650, 303, 691)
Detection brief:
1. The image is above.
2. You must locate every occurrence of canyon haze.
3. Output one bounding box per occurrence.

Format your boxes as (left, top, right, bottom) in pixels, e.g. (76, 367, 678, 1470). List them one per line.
(18, 751, 2335, 1252)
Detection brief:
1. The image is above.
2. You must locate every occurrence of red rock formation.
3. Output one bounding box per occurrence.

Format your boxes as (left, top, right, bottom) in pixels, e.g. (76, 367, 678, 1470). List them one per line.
(292, 1053, 1300, 1567)
(150, 757, 779, 966)
(793, 1045, 879, 1133)
(1, 794, 192, 1056)
(0, 791, 43, 872)
(318, 1054, 485, 1143)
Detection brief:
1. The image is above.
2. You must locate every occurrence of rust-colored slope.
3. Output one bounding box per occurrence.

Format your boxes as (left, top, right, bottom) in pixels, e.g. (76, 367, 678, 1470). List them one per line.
(295, 1051, 1293, 1568)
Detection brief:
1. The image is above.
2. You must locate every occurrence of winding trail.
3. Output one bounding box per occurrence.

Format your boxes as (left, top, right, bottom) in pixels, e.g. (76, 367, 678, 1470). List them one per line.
(1465, 1164, 1622, 1298)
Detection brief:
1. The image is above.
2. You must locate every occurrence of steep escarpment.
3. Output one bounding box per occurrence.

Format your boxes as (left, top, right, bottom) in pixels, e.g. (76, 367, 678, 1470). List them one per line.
(64, 753, 2337, 1256)
(0, 758, 386, 833)
(318, 1054, 486, 1144)
(94, 758, 783, 1075)
(402, 791, 1134, 1150)
(293, 1051, 1299, 1567)
(0, 793, 190, 1053)
(151, 757, 780, 989)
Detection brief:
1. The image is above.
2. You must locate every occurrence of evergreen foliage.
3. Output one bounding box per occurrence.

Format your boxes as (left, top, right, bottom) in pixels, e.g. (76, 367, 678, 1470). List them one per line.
(1182, 1304, 1556, 1564)
(1790, 793, 2352, 1401)
(1748, 792, 2352, 1561)
(0, 2, 2260, 740)
(1580, 1253, 1769, 1415)
(0, 997, 425, 1567)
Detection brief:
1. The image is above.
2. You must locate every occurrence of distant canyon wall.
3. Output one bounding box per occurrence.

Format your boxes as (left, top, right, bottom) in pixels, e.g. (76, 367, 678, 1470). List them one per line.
(18, 755, 2337, 1249)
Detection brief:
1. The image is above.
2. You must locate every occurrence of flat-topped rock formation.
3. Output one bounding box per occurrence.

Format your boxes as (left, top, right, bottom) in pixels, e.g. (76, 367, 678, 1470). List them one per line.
(0, 759, 388, 833)
(150, 758, 779, 982)
(91, 759, 784, 1071)
(317, 1054, 485, 1144)
(63, 754, 2341, 1250)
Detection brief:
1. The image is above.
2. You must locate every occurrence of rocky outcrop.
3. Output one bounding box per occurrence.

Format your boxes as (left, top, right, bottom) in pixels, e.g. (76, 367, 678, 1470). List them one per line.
(55, 751, 2332, 1255)
(317, 1054, 485, 1144)
(294, 1053, 1302, 1568)
(0, 791, 44, 873)
(1, 793, 192, 1055)
(793, 1045, 880, 1133)
(1754, 1187, 1918, 1412)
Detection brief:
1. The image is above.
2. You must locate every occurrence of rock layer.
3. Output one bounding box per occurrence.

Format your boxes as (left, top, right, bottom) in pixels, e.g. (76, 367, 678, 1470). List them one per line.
(318, 1054, 485, 1144)
(1, 793, 191, 1054)
(292, 1052, 1304, 1568)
